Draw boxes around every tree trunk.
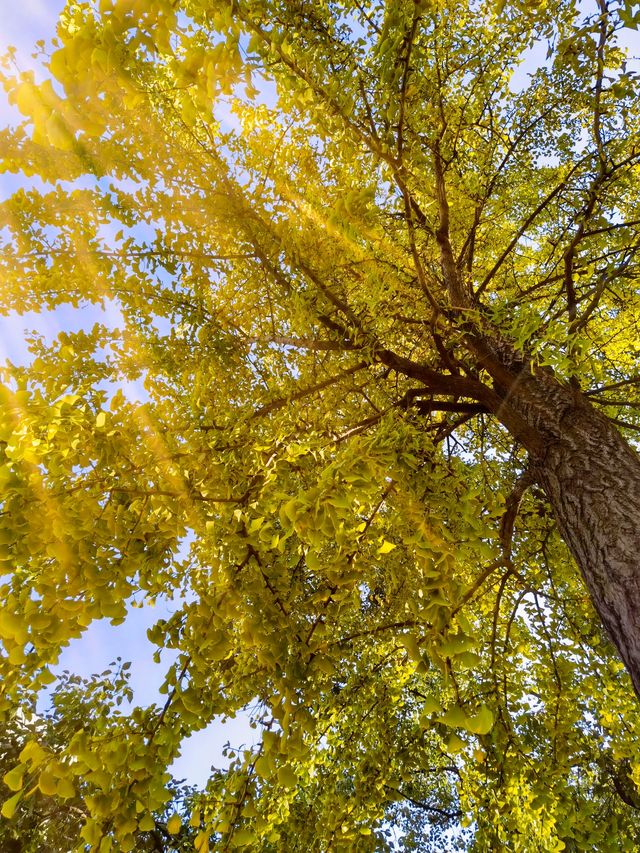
[500,366,640,698]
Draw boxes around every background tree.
[0,664,198,853]
[2,0,640,849]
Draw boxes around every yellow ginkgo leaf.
[166,813,182,835]
[1,791,22,820]
[2,764,24,792]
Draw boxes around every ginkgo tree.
[2,0,640,849]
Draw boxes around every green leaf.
[138,814,155,832]
[438,706,469,729]
[233,827,257,845]
[277,765,298,788]
[467,705,494,736]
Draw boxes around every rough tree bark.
[488,351,640,698]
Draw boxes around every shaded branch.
[251,361,368,419]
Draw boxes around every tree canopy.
[2,0,640,849]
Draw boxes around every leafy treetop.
[1,0,640,850]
